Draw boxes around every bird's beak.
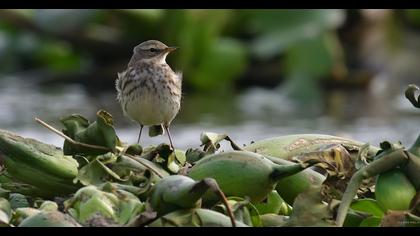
[165,47,178,53]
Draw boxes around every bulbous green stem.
[163,179,209,207]
[193,178,236,227]
[403,151,420,190]
[335,149,409,226]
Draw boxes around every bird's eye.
[149,48,157,52]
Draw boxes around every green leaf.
[254,190,291,215]
[0,176,60,199]
[34,40,85,72]
[185,148,207,163]
[125,144,143,156]
[0,187,10,199]
[213,197,260,227]
[343,209,370,227]
[249,9,344,58]
[355,143,371,170]
[73,155,90,168]
[283,186,335,226]
[145,144,185,174]
[74,159,127,186]
[359,216,382,227]
[8,193,29,209]
[0,198,11,226]
[281,32,345,104]
[350,199,384,218]
[64,185,144,226]
[113,155,170,182]
[38,201,59,212]
[189,38,247,92]
[165,10,232,73]
[99,182,151,197]
[285,33,335,78]
[244,201,263,227]
[200,131,242,153]
[60,115,89,139]
[200,132,228,153]
[61,110,120,155]
[10,207,41,226]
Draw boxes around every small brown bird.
[116,40,182,151]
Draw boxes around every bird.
[115,40,182,153]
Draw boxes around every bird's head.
[132,40,178,64]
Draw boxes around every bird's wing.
[116,67,140,93]
[115,71,127,101]
[116,72,123,91]
[176,71,183,81]
[175,71,183,90]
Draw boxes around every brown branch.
[203,178,237,227]
[225,136,244,151]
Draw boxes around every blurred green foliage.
[0,9,408,95]
[404,9,420,26]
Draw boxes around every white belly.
[124,88,180,126]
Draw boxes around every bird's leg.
[163,124,176,152]
[164,124,188,174]
[137,124,144,144]
[164,124,192,175]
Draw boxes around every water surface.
[0,75,418,151]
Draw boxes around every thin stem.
[203,178,236,227]
[225,136,244,151]
[335,172,364,226]
[35,117,111,152]
[335,149,409,226]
